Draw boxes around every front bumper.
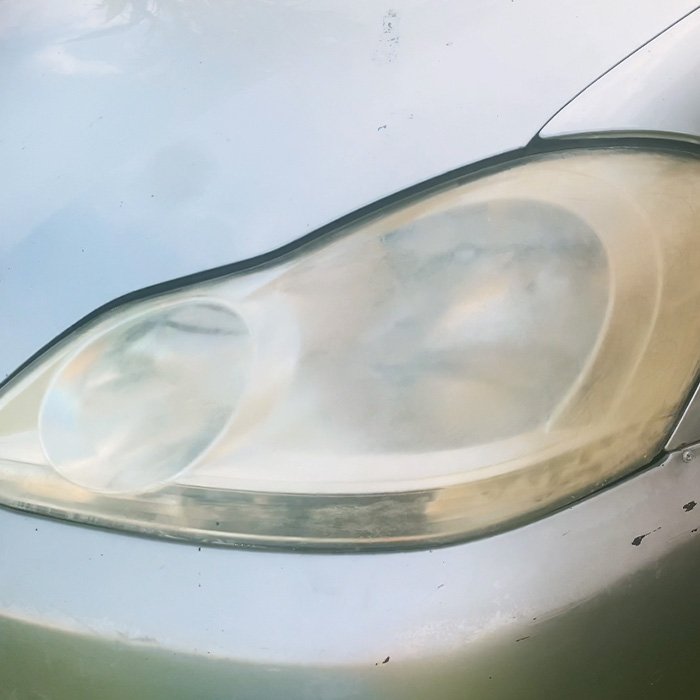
[1,447,700,699]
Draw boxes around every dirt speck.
[376,9,400,63]
[683,501,697,512]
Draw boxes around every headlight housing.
[1,146,700,549]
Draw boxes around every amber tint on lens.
[1,149,700,547]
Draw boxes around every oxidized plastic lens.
[0,148,699,548]
[39,300,250,493]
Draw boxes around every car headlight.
[1,146,699,549]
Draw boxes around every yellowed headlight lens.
[1,147,699,548]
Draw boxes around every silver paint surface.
[667,381,700,450]
[1,446,700,697]
[0,0,696,378]
[541,7,700,142]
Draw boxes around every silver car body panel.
[2,445,700,698]
[0,0,697,380]
[541,7,700,143]
[667,382,700,450]
[3,2,700,697]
